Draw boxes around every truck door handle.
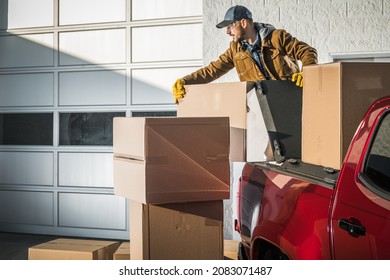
[338,218,366,237]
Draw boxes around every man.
[172,5,318,103]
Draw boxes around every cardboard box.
[302,62,390,169]
[113,242,130,260]
[179,82,250,129]
[129,200,224,260]
[113,117,230,204]
[28,238,120,260]
[178,82,272,162]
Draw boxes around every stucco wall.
[203,0,390,83]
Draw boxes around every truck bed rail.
[252,160,339,188]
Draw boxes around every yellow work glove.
[172,78,186,104]
[291,72,303,87]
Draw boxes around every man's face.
[226,20,246,42]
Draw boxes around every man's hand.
[172,78,186,104]
[291,72,303,87]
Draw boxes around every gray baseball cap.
[216,5,253,29]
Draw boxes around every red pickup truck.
[236,96,390,260]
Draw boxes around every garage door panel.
[0,152,54,186]
[59,70,126,106]
[6,0,53,29]
[0,190,54,225]
[59,29,126,65]
[0,34,54,68]
[58,153,113,188]
[132,0,202,20]
[58,192,126,230]
[0,73,54,107]
[132,24,202,63]
[59,0,125,25]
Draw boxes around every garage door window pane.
[0,113,53,145]
[59,112,125,145]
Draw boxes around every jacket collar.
[254,22,276,41]
[255,22,275,48]
[238,22,275,51]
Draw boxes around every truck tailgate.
[238,160,339,259]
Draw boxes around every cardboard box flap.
[113,157,146,202]
[113,117,146,160]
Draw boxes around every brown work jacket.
[183,24,318,84]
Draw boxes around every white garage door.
[0,0,203,240]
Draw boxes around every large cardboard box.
[129,200,224,260]
[113,117,230,204]
[177,82,272,162]
[302,62,390,169]
[113,242,130,260]
[28,238,120,260]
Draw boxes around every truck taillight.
[235,219,240,233]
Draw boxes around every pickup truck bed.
[236,96,390,260]
[237,161,338,259]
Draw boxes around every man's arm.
[277,29,318,66]
[172,44,236,103]
[182,45,236,84]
